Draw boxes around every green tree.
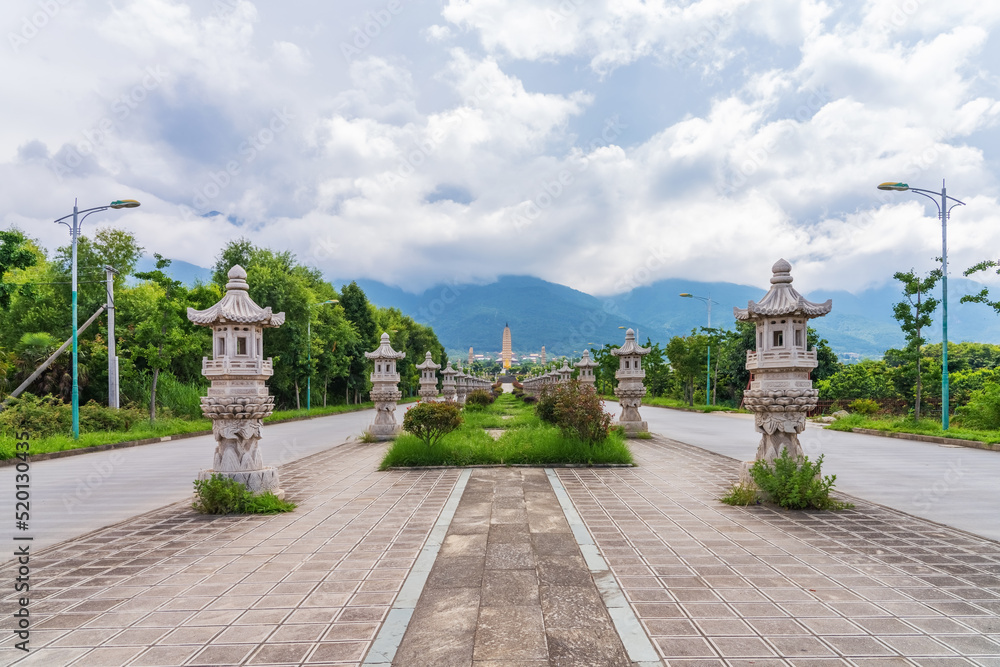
[961,259,1000,313]
[816,360,897,401]
[891,268,941,419]
[132,255,202,420]
[0,229,37,311]
[665,333,709,405]
[340,281,378,403]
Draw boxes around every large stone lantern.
[612,328,649,436]
[365,332,405,440]
[441,362,458,402]
[187,265,286,497]
[735,259,832,464]
[575,350,598,390]
[455,362,469,405]
[558,358,572,383]
[416,351,440,402]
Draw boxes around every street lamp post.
[307,299,338,412]
[53,199,140,439]
[680,293,719,406]
[877,180,966,429]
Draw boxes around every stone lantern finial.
[735,259,833,473]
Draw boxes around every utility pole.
[105,265,119,409]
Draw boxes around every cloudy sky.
[3,0,999,296]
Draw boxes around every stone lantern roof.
[612,328,650,357]
[365,333,406,361]
[416,351,440,371]
[441,362,458,377]
[187,265,285,327]
[734,259,832,322]
[575,349,598,368]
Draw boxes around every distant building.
[468,347,474,366]
[541,346,546,366]
[502,323,512,369]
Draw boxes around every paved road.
[1,408,379,550]
[640,405,1000,542]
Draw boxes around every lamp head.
[877,182,909,192]
[110,199,141,209]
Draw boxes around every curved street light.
[54,199,141,439]
[680,292,720,406]
[877,180,965,429]
[307,299,338,412]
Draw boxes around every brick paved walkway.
[2,433,1000,666]
[0,442,460,666]
[394,468,630,665]
[558,437,1000,666]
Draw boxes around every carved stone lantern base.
[368,387,403,441]
[614,385,647,437]
[196,415,284,498]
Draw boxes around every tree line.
[0,230,447,419]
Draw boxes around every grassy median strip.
[380,393,634,468]
[826,414,1000,445]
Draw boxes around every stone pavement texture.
[393,468,630,666]
[0,441,460,666]
[558,437,1000,666]
[2,428,1000,666]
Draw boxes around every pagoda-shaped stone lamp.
[558,358,573,383]
[613,328,650,436]
[735,259,832,466]
[187,265,286,497]
[365,333,406,440]
[575,349,598,389]
[441,362,458,402]
[416,351,440,402]
[455,361,469,405]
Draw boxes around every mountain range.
[135,257,1000,360]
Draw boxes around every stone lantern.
[575,350,598,390]
[735,259,832,465]
[455,362,469,405]
[441,362,458,402]
[558,358,573,383]
[187,265,286,497]
[365,332,406,440]
[612,328,650,436]
[416,351,441,402]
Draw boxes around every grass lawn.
[379,393,634,469]
[826,414,1000,444]
[0,398,419,460]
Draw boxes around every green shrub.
[956,383,1000,430]
[848,398,880,416]
[0,393,70,437]
[192,474,296,515]
[720,482,759,506]
[750,449,853,510]
[553,380,612,445]
[79,401,145,433]
[521,394,537,404]
[465,390,495,409]
[536,386,558,424]
[403,401,463,446]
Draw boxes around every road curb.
[849,427,1000,452]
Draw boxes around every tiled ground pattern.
[394,468,631,666]
[0,442,460,667]
[558,437,1000,666]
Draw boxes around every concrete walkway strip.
[545,468,662,667]
[363,469,471,665]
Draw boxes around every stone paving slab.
[557,436,1000,666]
[394,468,631,666]
[0,442,461,666]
